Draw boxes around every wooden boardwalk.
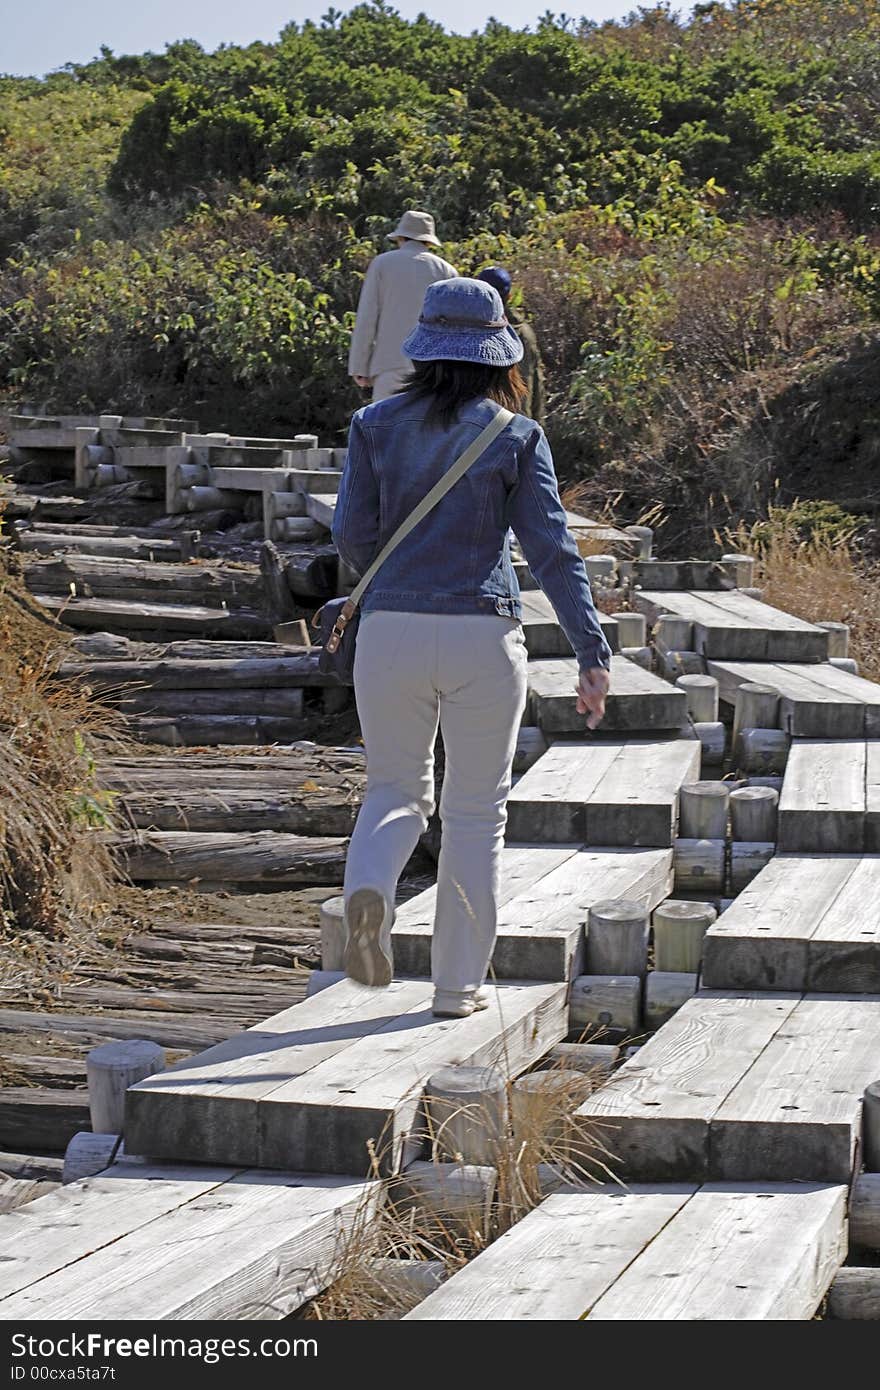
[709,659,880,737]
[406,1182,846,1321]
[527,655,686,734]
[634,591,829,662]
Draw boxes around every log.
[390,1162,496,1240]
[62,1132,121,1185]
[424,1066,508,1166]
[850,1173,880,1249]
[185,486,241,512]
[620,645,652,670]
[24,554,262,603]
[672,838,726,894]
[0,1152,64,1182]
[827,1269,880,1320]
[652,900,716,973]
[61,653,328,690]
[87,1040,165,1133]
[510,1070,593,1158]
[660,650,703,681]
[540,1042,620,1080]
[0,1088,90,1152]
[729,842,775,894]
[624,525,653,558]
[125,715,308,747]
[676,674,719,723]
[720,552,756,587]
[738,728,791,774]
[320,896,346,971]
[732,683,781,754]
[865,1080,880,1172]
[119,688,306,718]
[729,786,779,842]
[829,657,859,674]
[610,612,646,647]
[694,721,725,766]
[284,546,339,601]
[111,830,349,885]
[678,782,729,840]
[583,555,616,584]
[654,615,693,651]
[817,621,849,658]
[568,976,641,1037]
[585,900,649,978]
[644,971,698,1031]
[279,517,324,542]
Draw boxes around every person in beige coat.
[348,211,457,402]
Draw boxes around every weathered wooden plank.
[777,740,866,852]
[0,1159,376,1320]
[303,493,336,529]
[707,660,869,738]
[126,979,567,1175]
[0,1009,235,1052]
[61,654,329,690]
[711,994,880,1182]
[391,844,672,980]
[18,532,187,560]
[528,655,686,734]
[124,715,310,746]
[572,992,801,1180]
[636,592,828,662]
[506,738,700,846]
[111,830,349,884]
[518,590,618,658]
[862,743,880,852]
[0,1089,90,1153]
[32,594,270,638]
[806,856,880,991]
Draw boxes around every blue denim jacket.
[331,391,613,672]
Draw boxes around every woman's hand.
[575,667,610,730]
[354,374,373,390]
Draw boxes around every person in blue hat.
[477,266,546,427]
[332,277,611,1018]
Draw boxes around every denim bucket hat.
[402,277,524,367]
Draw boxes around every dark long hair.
[403,360,527,427]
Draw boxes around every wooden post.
[694,721,725,766]
[738,728,790,774]
[390,1161,496,1239]
[424,1065,508,1166]
[829,657,859,674]
[510,1069,593,1161]
[729,841,775,893]
[185,485,240,512]
[274,619,312,647]
[368,1258,447,1303]
[746,774,784,792]
[850,1173,880,1250]
[62,1132,121,1185]
[864,1080,880,1172]
[541,1042,620,1080]
[654,615,694,651]
[652,899,716,973]
[585,900,649,977]
[673,838,725,894]
[662,650,704,680]
[624,524,653,558]
[164,444,194,513]
[610,612,646,647]
[87,1040,165,1134]
[583,555,616,584]
[568,975,641,1036]
[644,971,698,1031]
[817,621,849,658]
[732,683,780,754]
[620,645,652,670]
[676,674,719,723]
[720,552,755,587]
[827,1269,880,1320]
[320,896,346,971]
[729,786,779,842]
[678,781,729,840]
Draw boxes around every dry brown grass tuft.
[0,535,126,991]
[724,511,880,682]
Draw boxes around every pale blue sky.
[2,1,665,78]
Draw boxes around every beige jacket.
[348,240,457,378]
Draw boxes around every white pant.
[371,366,410,402]
[344,611,528,1004]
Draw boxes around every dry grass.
[723,509,880,681]
[0,537,125,993]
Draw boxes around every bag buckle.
[325,599,357,654]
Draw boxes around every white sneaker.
[343,887,393,987]
[432,988,491,1019]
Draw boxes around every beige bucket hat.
[387,209,441,245]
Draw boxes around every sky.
[1,0,654,78]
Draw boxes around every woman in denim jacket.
[332,277,612,1017]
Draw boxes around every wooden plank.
[61,655,326,690]
[518,590,618,658]
[126,979,566,1175]
[711,994,880,1182]
[587,1183,846,1320]
[304,494,336,529]
[707,660,867,738]
[702,855,860,991]
[528,655,686,734]
[111,830,349,884]
[573,992,801,1180]
[636,592,828,662]
[406,1185,696,1320]
[862,743,880,852]
[0,1159,376,1320]
[0,1089,90,1153]
[0,1009,235,1051]
[391,844,672,980]
[777,740,866,852]
[31,594,269,638]
[506,738,700,846]
[806,856,880,991]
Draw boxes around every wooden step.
[0,1157,376,1320]
[406,1182,846,1321]
[527,655,686,734]
[702,854,880,992]
[573,990,880,1182]
[124,978,567,1175]
[708,660,880,738]
[392,844,672,980]
[777,740,868,852]
[635,591,829,662]
[506,737,701,846]
[519,591,619,658]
